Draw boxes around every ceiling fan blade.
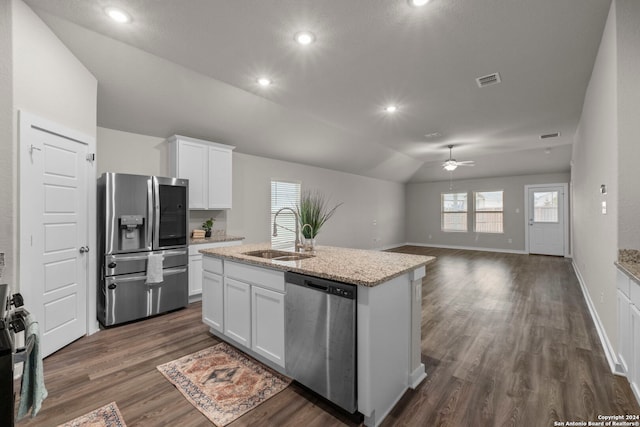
[456,160,475,164]
[457,163,475,167]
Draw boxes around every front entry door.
[20,113,89,357]
[527,185,565,256]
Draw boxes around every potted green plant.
[296,190,342,250]
[202,218,215,237]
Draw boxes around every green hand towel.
[17,313,48,419]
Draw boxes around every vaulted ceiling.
[25,0,611,182]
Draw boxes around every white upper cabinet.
[168,135,234,209]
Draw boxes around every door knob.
[79,246,89,253]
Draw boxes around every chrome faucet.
[272,207,301,252]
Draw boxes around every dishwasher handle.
[305,280,329,292]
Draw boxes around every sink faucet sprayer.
[272,207,301,252]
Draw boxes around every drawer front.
[225,261,285,293]
[203,256,223,275]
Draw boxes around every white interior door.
[527,185,565,256]
[20,114,89,357]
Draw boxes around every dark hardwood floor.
[16,247,639,426]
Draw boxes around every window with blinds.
[474,190,504,233]
[271,180,301,249]
[441,192,468,232]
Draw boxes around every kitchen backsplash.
[189,210,227,235]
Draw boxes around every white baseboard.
[571,261,624,375]
[409,364,427,389]
[375,242,407,251]
[404,242,528,255]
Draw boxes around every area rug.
[57,402,126,427]
[157,342,291,426]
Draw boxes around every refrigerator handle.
[153,176,161,249]
[147,177,154,249]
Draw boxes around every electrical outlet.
[372,219,377,226]
[507,238,512,244]
[600,291,604,303]
[428,234,432,240]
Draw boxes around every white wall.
[13,0,97,138]
[97,127,167,177]
[571,1,618,356]
[96,128,407,250]
[0,1,14,285]
[405,173,570,252]
[11,0,98,328]
[616,0,640,250]
[229,152,405,249]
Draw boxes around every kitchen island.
[200,243,435,427]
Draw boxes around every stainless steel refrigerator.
[97,173,189,327]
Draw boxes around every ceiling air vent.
[476,72,501,88]
[540,132,561,139]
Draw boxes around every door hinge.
[86,153,95,162]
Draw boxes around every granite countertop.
[190,235,245,245]
[200,242,436,287]
[616,249,640,284]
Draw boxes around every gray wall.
[406,173,570,252]
[572,0,640,354]
[0,1,14,285]
[228,152,405,249]
[617,0,640,250]
[97,127,406,250]
[11,0,98,307]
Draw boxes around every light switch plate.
[602,201,607,214]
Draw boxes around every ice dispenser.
[119,215,145,251]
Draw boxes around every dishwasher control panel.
[330,286,354,299]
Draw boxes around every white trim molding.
[572,260,623,375]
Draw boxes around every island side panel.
[357,273,411,427]
[409,266,427,388]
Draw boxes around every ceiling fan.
[442,145,475,171]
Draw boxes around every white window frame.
[270,179,301,249]
[473,190,504,234]
[441,192,468,232]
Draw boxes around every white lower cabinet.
[224,277,251,347]
[202,272,223,332]
[632,304,640,397]
[619,288,632,374]
[251,286,285,366]
[190,240,242,300]
[202,258,286,369]
[189,254,203,296]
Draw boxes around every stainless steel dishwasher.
[285,272,357,413]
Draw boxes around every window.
[441,192,468,232]
[533,191,559,223]
[474,191,504,233]
[271,180,301,249]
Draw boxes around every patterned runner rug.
[157,342,291,426]
[57,402,126,427]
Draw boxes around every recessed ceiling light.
[257,77,272,87]
[385,105,398,113]
[105,7,131,24]
[408,0,431,7]
[294,31,316,46]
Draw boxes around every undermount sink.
[243,249,314,262]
